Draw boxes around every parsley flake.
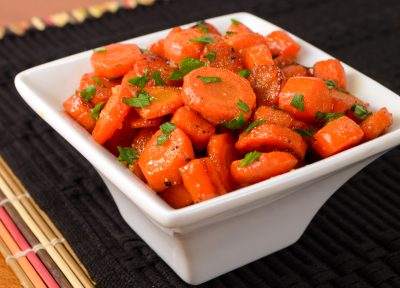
[195,20,209,33]
[80,85,96,102]
[295,128,315,137]
[290,94,305,111]
[237,99,249,112]
[128,75,148,89]
[223,113,245,130]
[152,71,165,86]
[190,35,214,44]
[238,69,250,78]
[226,31,236,36]
[315,111,344,122]
[93,47,106,53]
[351,104,371,120]
[117,146,138,166]
[245,119,265,133]
[90,102,104,120]
[123,91,152,108]
[204,51,216,62]
[240,151,262,167]
[325,79,337,89]
[231,18,241,25]
[92,76,102,86]
[169,57,205,80]
[197,76,222,84]
[157,122,176,145]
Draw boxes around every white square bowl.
[15,12,400,285]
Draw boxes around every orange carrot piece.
[149,39,165,58]
[91,43,142,79]
[192,21,221,35]
[63,93,96,132]
[138,128,194,192]
[313,59,346,89]
[265,30,300,59]
[131,127,158,155]
[160,184,193,209]
[236,123,308,160]
[330,89,365,113]
[360,108,393,140]
[180,158,218,203]
[130,116,163,129]
[254,106,307,129]
[227,20,252,34]
[78,72,114,105]
[231,151,298,185]
[312,116,364,157]
[182,67,256,124]
[224,32,266,54]
[279,76,332,122]
[132,54,174,87]
[243,44,274,69]
[281,64,309,79]
[248,64,284,106]
[200,40,243,72]
[171,106,215,150]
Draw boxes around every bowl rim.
[14,12,400,229]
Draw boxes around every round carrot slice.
[254,106,307,129]
[281,64,309,79]
[265,30,300,59]
[130,115,163,129]
[78,72,114,105]
[182,67,256,124]
[131,127,158,155]
[132,54,174,87]
[63,93,96,132]
[138,127,194,192]
[91,43,142,79]
[236,123,308,160]
[231,151,298,186]
[360,108,393,140]
[200,40,243,72]
[160,184,193,209]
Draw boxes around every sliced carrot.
[330,89,365,113]
[236,123,308,160]
[192,21,221,35]
[313,59,346,89]
[163,27,206,63]
[360,108,393,140]
[171,106,215,150]
[248,64,284,106]
[182,67,256,124]
[180,158,218,203]
[265,30,300,59]
[231,151,298,185]
[78,72,114,105]
[135,86,183,119]
[132,54,174,86]
[129,162,146,182]
[131,127,158,154]
[281,64,309,79]
[312,116,364,157]
[254,106,307,129]
[200,40,243,72]
[278,76,332,122]
[149,39,165,58]
[206,133,237,193]
[227,20,252,34]
[63,93,96,132]
[243,44,274,69]
[130,114,163,129]
[224,32,266,55]
[138,128,194,192]
[104,121,136,156]
[160,184,193,209]
[91,43,142,79]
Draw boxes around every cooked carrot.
[243,44,274,69]
[254,106,307,129]
[163,27,206,63]
[330,89,365,113]
[138,127,194,192]
[149,39,165,58]
[171,106,215,150]
[265,30,300,59]
[360,108,393,140]
[248,64,284,106]
[180,158,218,203]
[313,59,346,89]
[224,32,266,55]
[226,20,252,34]
[129,162,146,182]
[206,133,237,193]
[231,151,298,185]
[160,184,193,209]
[278,76,332,122]
[281,64,309,79]
[236,123,308,160]
[63,93,96,132]
[78,72,114,105]
[182,67,256,124]
[132,54,174,86]
[91,43,142,79]
[130,115,163,129]
[131,127,158,154]
[200,40,243,72]
[192,21,221,35]
[312,116,364,157]
[104,121,136,156]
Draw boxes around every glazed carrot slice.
[171,106,215,150]
[360,108,393,140]
[253,106,307,129]
[63,93,96,132]
[231,151,298,185]
[281,64,309,79]
[200,40,243,72]
[149,39,165,58]
[206,133,237,193]
[182,67,256,124]
[160,184,193,209]
[312,116,364,158]
[132,54,174,87]
[104,121,136,156]
[130,115,163,129]
[226,19,252,34]
[180,158,218,203]
[163,27,207,63]
[265,30,300,59]
[138,127,194,192]
[279,76,332,122]
[236,123,308,160]
[313,59,346,89]
[192,21,221,35]
[248,64,284,106]
[91,43,142,79]
[243,44,274,69]
[330,89,365,113]
[78,72,114,105]
[224,32,266,54]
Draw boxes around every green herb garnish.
[128,75,148,89]
[90,102,104,120]
[295,128,315,137]
[195,20,209,33]
[290,94,305,111]
[238,69,250,78]
[223,113,245,130]
[315,111,344,122]
[92,76,102,86]
[93,47,106,53]
[190,35,214,44]
[245,119,265,133]
[351,104,371,120]
[231,18,241,25]
[169,57,205,80]
[204,51,216,62]
[117,146,138,166]
[152,71,165,86]
[197,76,222,84]
[325,79,337,90]
[157,122,176,145]
[123,91,152,108]
[237,99,249,112]
[80,85,96,102]
[226,31,236,36]
[240,151,262,167]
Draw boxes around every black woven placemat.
[1,0,400,287]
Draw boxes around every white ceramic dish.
[15,12,400,284]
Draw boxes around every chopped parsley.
[240,151,262,167]
[195,20,209,33]
[123,91,152,108]
[169,57,205,80]
[315,111,344,122]
[90,102,104,120]
[152,71,165,86]
[245,119,265,133]
[117,146,138,166]
[238,69,250,78]
[80,85,96,102]
[190,35,214,44]
[223,113,245,130]
[204,51,216,62]
[93,47,106,53]
[226,31,236,35]
[197,76,222,84]
[157,122,176,145]
[128,75,148,89]
[231,18,241,25]
[325,79,337,89]
[295,128,315,137]
[237,99,250,112]
[91,76,102,86]
[290,94,305,111]
[351,104,371,120]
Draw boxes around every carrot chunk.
[149,39,165,58]
[360,108,393,140]
[138,127,194,192]
[182,67,256,124]
[91,43,142,79]
[192,21,221,36]
[265,30,300,59]
[180,158,218,203]
[200,40,243,72]
[63,93,96,132]
[281,64,309,79]
[312,116,364,157]
[131,54,174,87]
[243,44,274,69]
[160,184,193,209]
[231,151,298,186]
[330,89,365,113]
[78,72,114,105]
[226,19,252,34]
[253,106,307,129]
[279,76,332,122]
[131,127,158,155]
[130,115,163,129]
[313,59,346,89]
[236,123,308,160]
[224,32,266,55]
[171,106,215,150]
